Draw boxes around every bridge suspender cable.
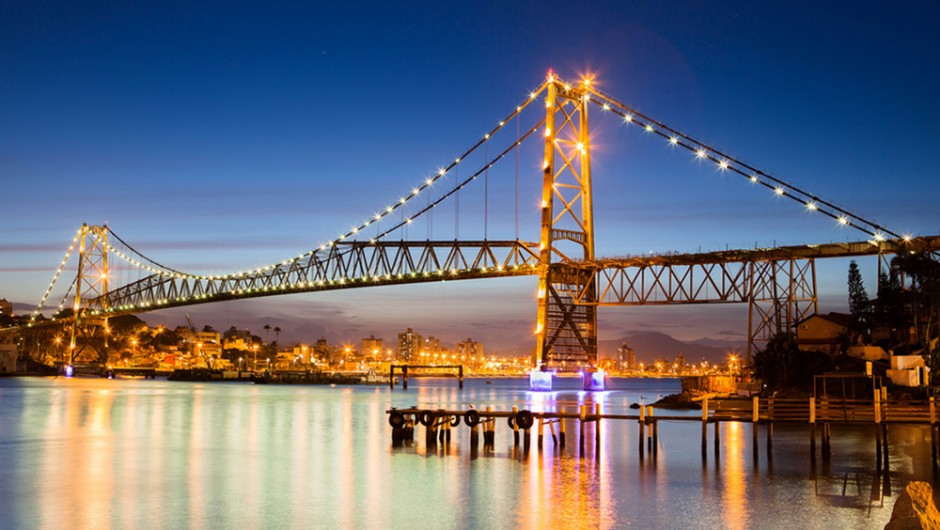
[484,141,488,241]
[516,114,520,241]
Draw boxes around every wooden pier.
[387,395,940,466]
[389,364,464,390]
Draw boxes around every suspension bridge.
[6,72,939,385]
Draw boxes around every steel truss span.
[94,240,540,315]
[557,236,940,354]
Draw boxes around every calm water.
[0,376,935,529]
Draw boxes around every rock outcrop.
[885,481,940,529]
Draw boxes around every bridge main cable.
[581,82,904,242]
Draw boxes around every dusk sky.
[3,1,939,353]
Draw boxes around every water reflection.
[0,377,936,529]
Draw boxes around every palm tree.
[274,326,281,345]
[263,324,271,342]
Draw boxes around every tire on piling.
[515,410,534,430]
[388,411,406,429]
[464,409,481,427]
[419,410,435,427]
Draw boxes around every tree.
[753,332,797,390]
[872,267,906,344]
[753,331,835,391]
[891,251,940,378]
[847,260,869,325]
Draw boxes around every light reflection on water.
[0,376,935,529]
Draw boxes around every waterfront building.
[617,343,636,372]
[795,312,855,354]
[0,298,12,318]
[398,327,422,361]
[456,338,484,365]
[362,335,383,360]
[222,327,252,352]
[675,352,686,373]
[313,337,332,363]
[424,335,442,356]
[0,340,15,374]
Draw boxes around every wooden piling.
[714,418,720,456]
[402,366,409,390]
[389,365,395,390]
[652,419,658,457]
[512,406,520,446]
[767,398,774,456]
[931,397,938,470]
[458,365,464,389]
[809,397,816,463]
[559,416,566,447]
[932,424,938,471]
[881,423,889,470]
[701,422,708,459]
[648,406,656,455]
[579,404,587,456]
[874,388,882,424]
[426,414,436,447]
[484,406,494,446]
[753,396,760,462]
[537,418,544,449]
[701,397,708,458]
[595,404,602,455]
[639,404,646,457]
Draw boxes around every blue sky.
[2,1,939,352]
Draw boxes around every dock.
[387,395,940,466]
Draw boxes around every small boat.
[359,370,397,385]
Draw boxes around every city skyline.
[3,2,939,351]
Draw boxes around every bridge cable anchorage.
[581,84,903,242]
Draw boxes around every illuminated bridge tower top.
[535,74,598,372]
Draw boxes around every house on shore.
[795,312,856,355]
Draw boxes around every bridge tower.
[535,75,598,372]
[67,224,111,366]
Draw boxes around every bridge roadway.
[7,234,940,333]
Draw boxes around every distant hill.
[599,331,740,365]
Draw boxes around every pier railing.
[710,396,938,425]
